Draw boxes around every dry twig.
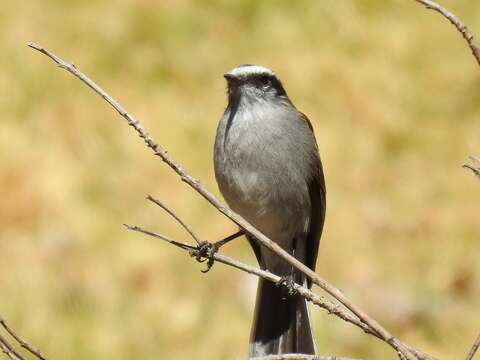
[463,156,480,179]
[146,195,202,244]
[0,318,47,360]
[465,333,480,360]
[414,0,480,66]
[0,333,25,360]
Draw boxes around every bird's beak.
[223,73,238,82]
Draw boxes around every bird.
[213,64,326,356]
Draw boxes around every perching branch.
[126,196,435,360]
[413,0,480,66]
[28,42,420,360]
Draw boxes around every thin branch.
[146,195,201,244]
[463,156,480,179]
[0,319,46,360]
[123,224,196,251]
[249,355,359,360]
[466,333,480,360]
[28,42,419,360]
[0,318,47,360]
[0,333,25,360]
[414,0,480,66]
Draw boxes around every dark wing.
[300,113,326,287]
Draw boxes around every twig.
[28,42,418,360]
[249,355,359,360]
[146,195,201,244]
[0,333,25,360]
[413,0,480,66]
[463,164,480,178]
[0,318,47,360]
[466,333,480,360]
[463,156,480,179]
[123,224,196,251]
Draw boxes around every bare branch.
[0,318,47,360]
[29,42,421,360]
[466,333,480,360]
[123,224,195,251]
[0,333,25,360]
[463,156,480,179]
[414,0,480,66]
[146,195,202,244]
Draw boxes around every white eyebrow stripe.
[227,65,276,78]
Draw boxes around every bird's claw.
[277,276,298,296]
[193,241,219,273]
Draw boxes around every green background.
[1,1,479,359]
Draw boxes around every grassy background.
[1,1,479,359]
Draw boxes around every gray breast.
[214,100,317,245]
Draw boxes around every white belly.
[214,99,315,270]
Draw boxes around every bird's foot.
[191,231,245,273]
[193,241,219,273]
[277,275,298,296]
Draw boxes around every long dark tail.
[249,277,316,357]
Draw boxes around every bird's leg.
[195,230,245,272]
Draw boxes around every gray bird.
[214,64,326,356]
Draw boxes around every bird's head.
[224,64,287,104]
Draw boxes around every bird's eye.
[260,75,271,86]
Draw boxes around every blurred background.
[1,1,479,359]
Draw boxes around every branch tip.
[27,42,41,50]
